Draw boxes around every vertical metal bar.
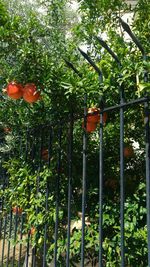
[32,235,36,266]
[19,130,23,156]
[25,128,29,162]
[1,215,7,266]
[6,210,12,267]
[32,127,44,267]
[98,70,104,267]
[26,232,30,267]
[12,210,19,267]
[37,127,43,191]
[30,129,36,267]
[0,164,4,240]
[48,127,53,167]
[81,93,87,267]
[120,84,125,267]
[0,165,5,265]
[30,129,36,166]
[0,162,2,220]
[18,214,24,267]
[0,197,2,238]
[25,127,31,267]
[143,55,150,266]
[43,126,53,267]
[66,113,73,267]
[99,111,103,267]
[145,101,150,265]
[54,126,62,266]
[32,250,36,267]
[17,132,24,267]
[39,126,44,169]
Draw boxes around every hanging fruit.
[87,107,107,124]
[42,148,49,161]
[124,146,134,158]
[30,227,36,236]
[87,107,100,123]
[6,81,24,100]
[82,121,97,133]
[23,83,41,103]
[3,127,11,133]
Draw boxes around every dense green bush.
[0,0,149,266]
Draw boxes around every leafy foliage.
[0,0,150,265]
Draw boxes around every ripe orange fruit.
[87,108,100,123]
[12,206,23,215]
[82,121,97,133]
[124,146,134,158]
[23,83,40,103]
[87,107,107,124]
[42,149,49,161]
[30,227,36,236]
[4,127,11,133]
[7,82,24,100]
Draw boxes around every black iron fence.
[0,99,149,267]
[0,19,149,267]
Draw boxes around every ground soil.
[0,238,26,264]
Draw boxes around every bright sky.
[71,1,79,10]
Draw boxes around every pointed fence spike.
[119,17,145,55]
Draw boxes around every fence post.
[120,82,125,267]
[144,55,150,266]
[66,112,74,267]
[81,93,87,267]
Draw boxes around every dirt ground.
[0,238,26,264]
[0,239,97,267]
